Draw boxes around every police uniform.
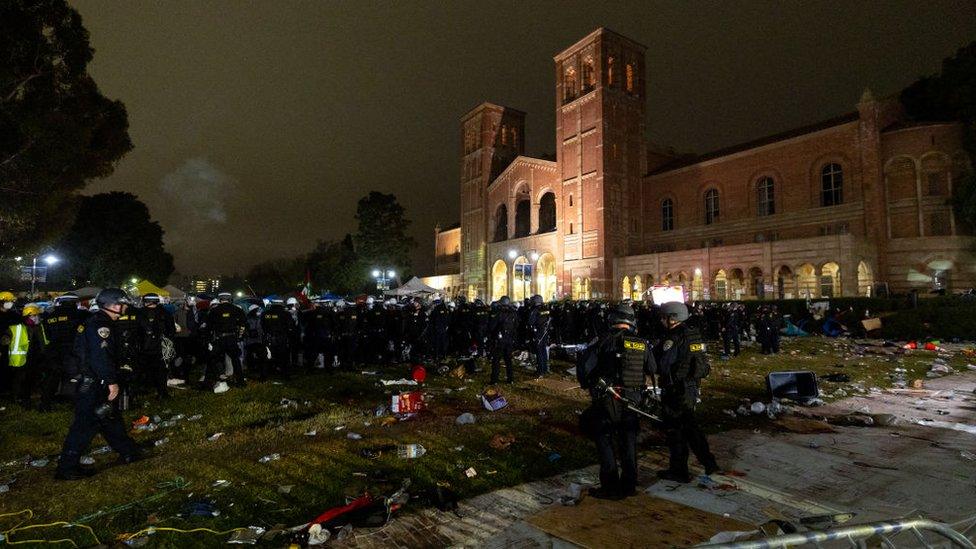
[527,299,551,376]
[206,301,246,385]
[488,300,518,384]
[42,303,88,409]
[261,303,294,378]
[56,311,140,479]
[113,309,140,406]
[579,314,656,498]
[654,322,719,481]
[302,305,333,370]
[138,304,176,397]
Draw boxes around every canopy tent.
[163,285,186,300]
[384,277,440,297]
[132,279,169,298]
[72,286,102,299]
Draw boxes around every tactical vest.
[8,324,29,367]
[620,335,647,388]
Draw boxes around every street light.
[371,268,397,293]
[25,252,61,299]
[507,249,518,259]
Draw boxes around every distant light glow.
[387,270,396,279]
[43,255,59,266]
[507,249,517,259]
[371,269,381,278]
[530,252,539,261]
[130,277,139,284]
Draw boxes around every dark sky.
[70,1,976,277]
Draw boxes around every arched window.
[757,177,775,216]
[492,204,508,242]
[564,66,577,103]
[538,192,556,233]
[514,199,531,238]
[704,189,720,225]
[582,56,595,93]
[662,198,674,231]
[821,163,843,206]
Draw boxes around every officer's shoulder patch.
[690,343,705,352]
[662,340,674,351]
[222,313,230,317]
[623,339,646,352]
[97,327,111,339]
[77,325,85,334]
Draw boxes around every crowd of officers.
[1,287,794,484]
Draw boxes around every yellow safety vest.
[8,324,28,368]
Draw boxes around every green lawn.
[0,336,970,547]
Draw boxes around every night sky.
[70,1,976,277]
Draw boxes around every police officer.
[428,299,450,363]
[243,304,266,378]
[488,296,518,384]
[721,303,741,357]
[303,298,333,370]
[654,302,719,483]
[205,292,246,387]
[56,289,141,480]
[138,293,176,399]
[526,295,551,377]
[112,299,141,406]
[578,303,656,499]
[41,293,89,410]
[335,301,359,369]
[261,297,295,378]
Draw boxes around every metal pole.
[30,256,36,299]
[697,518,975,549]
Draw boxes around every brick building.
[424,28,974,301]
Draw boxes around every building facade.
[424,28,974,301]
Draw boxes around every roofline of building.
[553,27,647,62]
[486,155,559,193]
[460,102,527,122]
[881,121,960,135]
[649,112,861,176]
[436,223,461,233]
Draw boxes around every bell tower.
[459,103,525,299]
[554,28,646,298]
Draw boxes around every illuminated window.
[625,63,634,93]
[564,66,577,102]
[662,198,674,231]
[704,189,719,225]
[500,124,507,146]
[582,56,595,92]
[821,163,843,206]
[757,176,775,216]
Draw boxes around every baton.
[596,379,663,424]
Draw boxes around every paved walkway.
[339,371,976,548]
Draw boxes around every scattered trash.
[207,432,224,441]
[259,453,281,463]
[346,432,363,440]
[227,526,266,545]
[560,482,586,506]
[183,500,220,517]
[304,430,317,436]
[481,390,508,412]
[91,445,112,455]
[154,437,169,447]
[489,433,516,450]
[381,379,418,386]
[767,371,820,404]
[359,445,397,459]
[80,456,95,466]
[464,467,477,478]
[547,452,562,462]
[0,484,8,493]
[455,413,476,425]
[390,391,426,414]
[397,444,426,459]
[280,398,299,409]
[410,365,427,383]
[212,479,232,489]
[213,381,230,394]
[132,416,150,427]
[278,485,293,494]
[750,402,766,415]
[29,458,48,468]
[187,414,202,421]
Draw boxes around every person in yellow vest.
[8,303,48,410]
[0,291,18,396]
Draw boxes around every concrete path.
[339,371,976,548]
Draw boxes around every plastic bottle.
[397,444,426,459]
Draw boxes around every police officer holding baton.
[55,289,141,481]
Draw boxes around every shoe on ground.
[588,486,624,501]
[656,469,692,483]
[55,468,96,481]
[704,463,722,475]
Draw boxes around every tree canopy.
[53,192,174,287]
[0,0,132,253]
[307,234,364,295]
[354,191,416,280]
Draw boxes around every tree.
[354,191,416,280]
[307,234,364,295]
[245,256,306,296]
[0,0,133,254]
[53,192,174,287]
[901,40,976,230]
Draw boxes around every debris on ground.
[481,389,508,411]
[397,444,426,459]
[259,453,281,463]
[464,467,477,478]
[489,434,516,450]
[227,526,266,545]
[391,391,426,413]
[381,379,419,387]
[455,412,476,425]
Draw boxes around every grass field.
[0,336,971,547]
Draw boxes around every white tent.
[163,285,187,300]
[384,277,441,297]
